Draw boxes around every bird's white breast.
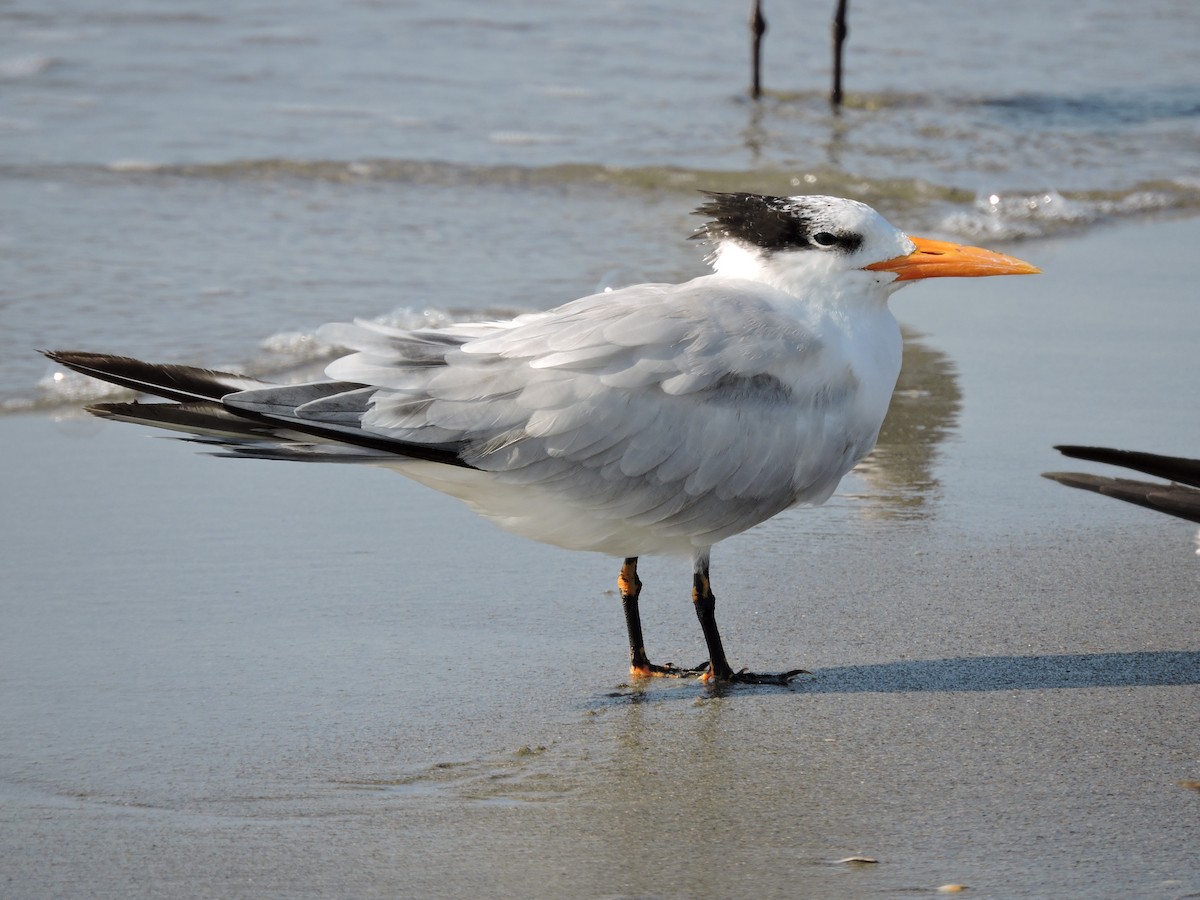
[774,299,903,507]
[386,282,903,557]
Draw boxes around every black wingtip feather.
[85,399,280,441]
[1043,470,1200,525]
[44,350,477,470]
[1053,445,1200,490]
[44,350,266,404]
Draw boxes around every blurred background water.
[3,0,1198,412]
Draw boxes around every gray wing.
[226,276,869,546]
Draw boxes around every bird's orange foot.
[629,660,710,679]
[699,666,809,686]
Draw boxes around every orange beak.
[865,236,1041,282]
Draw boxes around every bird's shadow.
[804,650,1200,694]
[599,650,1199,706]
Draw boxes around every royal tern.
[1044,446,1200,524]
[46,192,1038,684]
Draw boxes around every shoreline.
[3,213,1199,898]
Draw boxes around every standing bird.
[45,193,1038,684]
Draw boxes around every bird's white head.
[692,192,1039,304]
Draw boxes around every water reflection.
[576,684,892,898]
[592,691,780,895]
[849,327,962,519]
[740,98,768,165]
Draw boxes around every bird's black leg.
[830,0,849,109]
[691,551,807,685]
[620,558,651,671]
[691,552,733,680]
[749,0,767,99]
[620,557,704,678]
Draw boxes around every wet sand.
[2,215,1199,898]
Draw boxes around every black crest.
[690,191,861,254]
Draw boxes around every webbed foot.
[699,665,809,686]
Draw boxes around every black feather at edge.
[47,350,474,469]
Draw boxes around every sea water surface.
[3,2,1200,898]
[3,0,1199,411]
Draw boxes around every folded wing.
[48,276,876,550]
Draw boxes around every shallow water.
[3,0,1200,409]
[3,0,1198,181]
[4,216,1200,898]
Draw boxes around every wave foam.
[938,189,1180,240]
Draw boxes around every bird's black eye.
[812,231,838,247]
